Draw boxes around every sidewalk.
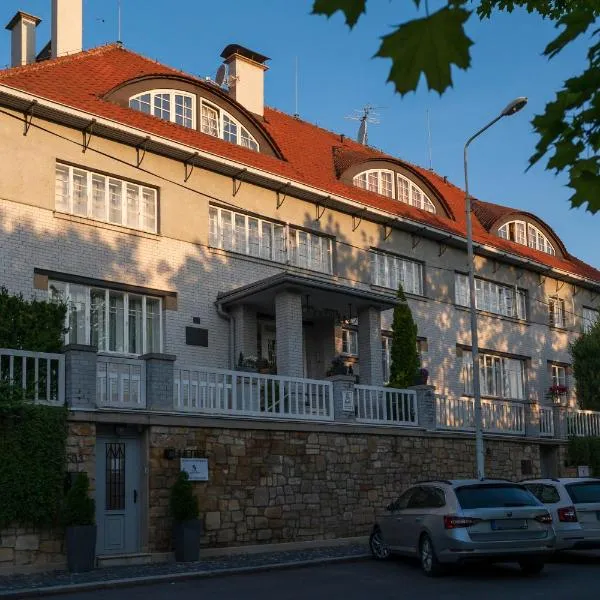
[0,543,370,598]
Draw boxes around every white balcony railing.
[567,409,600,437]
[173,367,334,421]
[538,405,554,437]
[96,356,146,409]
[354,385,418,426]
[0,348,64,405]
[436,396,525,435]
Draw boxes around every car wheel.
[519,558,545,575]
[419,534,443,577]
[369,527,391,560]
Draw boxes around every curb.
[0,553,372,598]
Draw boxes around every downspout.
[216,299,235,369]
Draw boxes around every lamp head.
[501,97,528,117]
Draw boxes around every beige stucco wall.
[0,106,598,401]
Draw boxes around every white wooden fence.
[96,355,146,408]
[354,385,418,426]
[173,366,333,421]
[567,409,600,437]
[539,406,554,437]
[436,396,525,435]
[0,348,65,405]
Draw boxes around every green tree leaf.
[544,11,596,58]
[311,0,367,28]
[376,7,473,95]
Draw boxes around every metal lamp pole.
[464,97,528,480]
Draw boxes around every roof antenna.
[294,56,299,118]
[346,105,382,146]
[426,107,433,170]
[117,0,122,44]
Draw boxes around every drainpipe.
[215,300,235,369]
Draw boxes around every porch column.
[231,304,257,365]
[358,306,383,386]
[275,290,304,378]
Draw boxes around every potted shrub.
[170,470,201,562]
[63,471,96,573]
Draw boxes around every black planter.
[173,518,202,562]
[66,525,97,572]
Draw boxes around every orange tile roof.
[1,44,598,283]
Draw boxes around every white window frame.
[382,335,391,384]
[549,297,566,328]
[371,251,424,296]
[551,364,567,388]
[455,273,527,320]
[288,227,333,274]
[55,164,158,234]
[49,281,163,356]
[342,329,358,356]
[200,100,259,151]
[582,307,599,333]
[463,352,525,400]
[129,89,196,128]
[352,170,436,213]
[498,220,555,256]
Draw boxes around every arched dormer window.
[129,90,195,128]
[498,220,555,256]
[352,169,436,213]
[200,100,259,151]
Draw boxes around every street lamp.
[464,96,528,480]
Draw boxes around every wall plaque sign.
[180,458,209,481]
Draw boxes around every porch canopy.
[217,272,399,384]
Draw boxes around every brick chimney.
[5,11,41,67]
[220,44,269,118]
[51,0,82,59]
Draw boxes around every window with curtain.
[498,220,555,256]
[371,251,423,295]
[549,297,566,328]
[582,307,598,333]
[462,352,525,400]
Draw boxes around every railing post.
[327,375,356,423]
[141,352,176,411]
[552,404,569,439]
[64,344,97,409]
[525,402,541,438]
[410,385,436,431]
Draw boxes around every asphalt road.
[49,554,600,600]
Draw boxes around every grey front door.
[95,436,141,555]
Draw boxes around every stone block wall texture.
[148,425,544,552]
[0,422,96,573]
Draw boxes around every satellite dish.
[215,64,226,87]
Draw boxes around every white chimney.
[220,44,269,117]
[5,11,41,67]
[51,0,82,59]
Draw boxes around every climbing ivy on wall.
[0,288,68,528]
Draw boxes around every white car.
[521,478,600,550]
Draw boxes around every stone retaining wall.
[0,422,96,573]
[148,425,543,552]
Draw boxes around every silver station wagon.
[369,479,556,576]
[522,478,600,550]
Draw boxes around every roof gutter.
[0,84,598,291]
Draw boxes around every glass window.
[67,284,87,345]
[455,273,527,320]
[153,93,170,121]
[372,251,423,295]
[223,114,238,144]
[549,298,565,328]
[90,289,107,351]
[146,297,161,353]
[498,220,555,255]
[128,295,143,355]
[201,102,219,137]
[551,364,567,388]
[342,329,358,356]
[524,484,561,504]
[55,164,157,234]
[456,484,539,509]
[407,487,445,509]
[130,90,194,128]
[463,352,525,400]
[565,482,600,504]
[174,94,193,128]
[583,307,599,333]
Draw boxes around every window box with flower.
[547,384,569,404]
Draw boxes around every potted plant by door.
[63,471,96,572]
[170,470,202,562]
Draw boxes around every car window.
[524,483,560,504]
[455,484,540,509]
[407,487,445,509]
[389,488,415,511]
[565,482,600,504]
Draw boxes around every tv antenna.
[215,64,227,87]
[117,0,122,44]
[345,105,382,146]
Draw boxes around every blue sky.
[2,1,597,268]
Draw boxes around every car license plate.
[491,519,528,531]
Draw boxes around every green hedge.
[567,436,600,476]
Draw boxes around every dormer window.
[129,90,195,128]
[200,100,259,151]
[352,169,436,213]
[498,220,555,255]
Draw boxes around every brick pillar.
[275,290,304,378]
[328,375,356,422]
[64,344,97,409]
[411,384,436,430]
[231,304,257,365]
[358,306,382,386]
[141,353,176,411]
